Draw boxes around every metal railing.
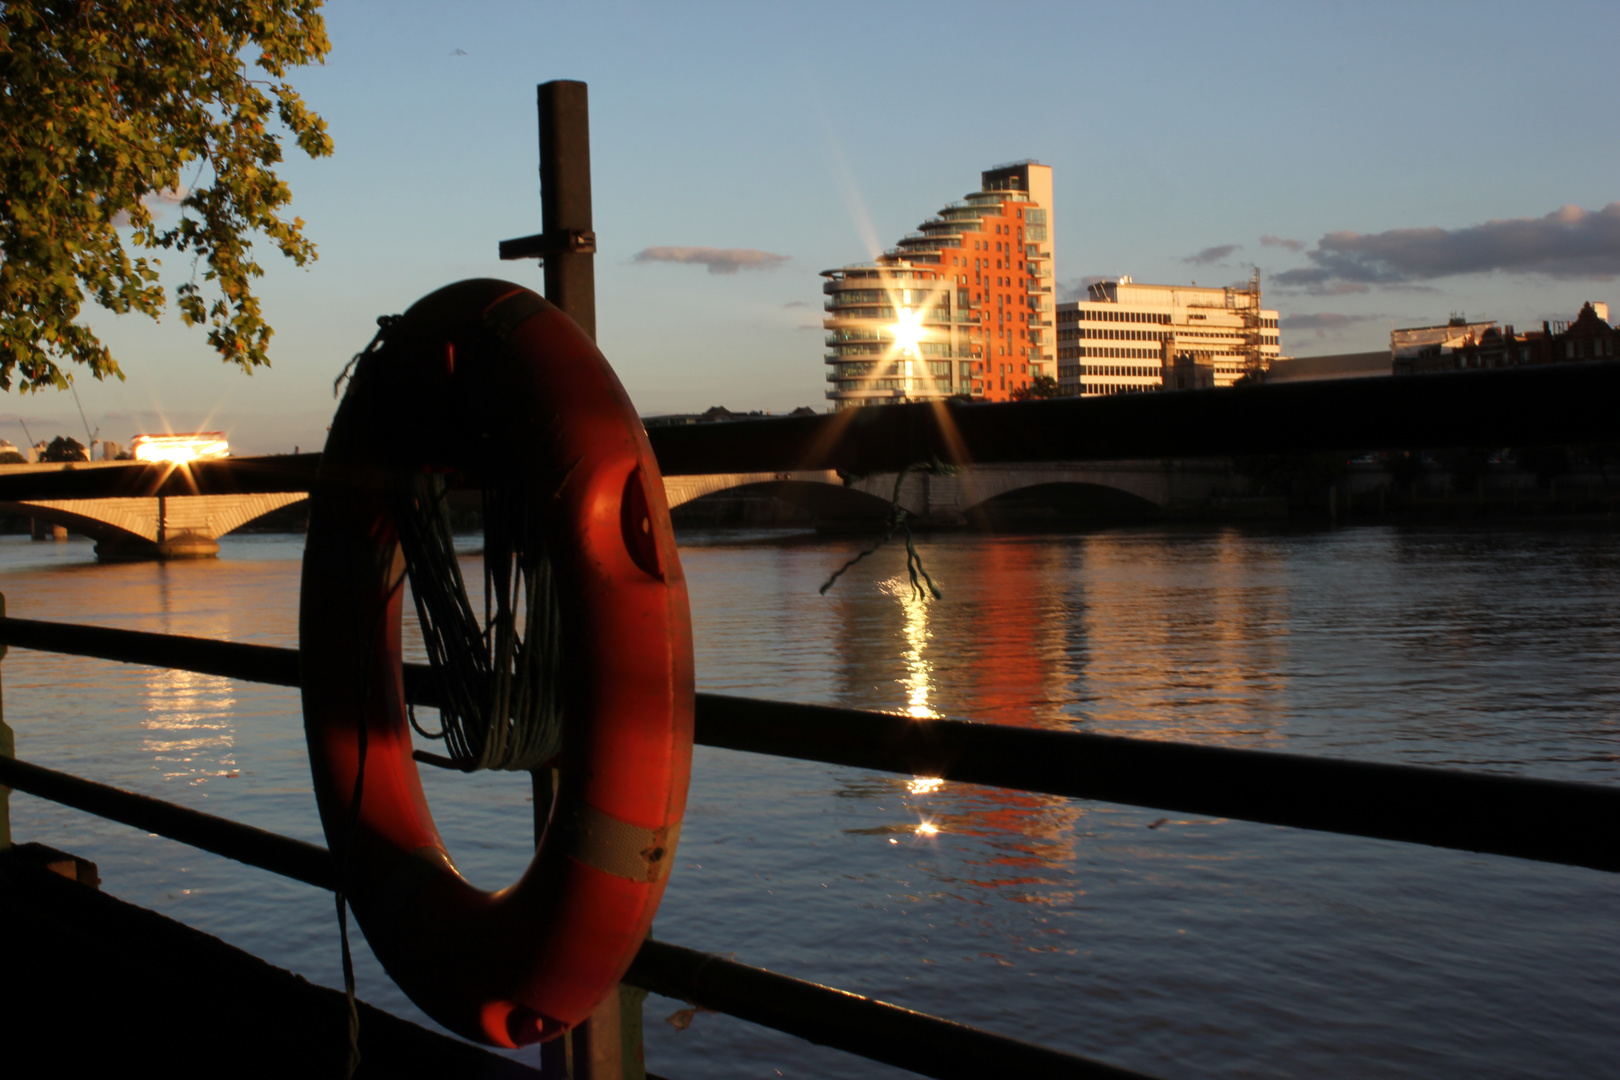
[1,614,1616,1079]
[0,617,1160,1079]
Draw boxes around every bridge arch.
[0,493,309,560]
[962,481,1162,524]
[665,474,892,527]
[663,462,1235,526]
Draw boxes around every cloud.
[1275,279,1372,296]
[1275,203,1620,291]
[1260,235,1303,252]
[1279,312,1380,338]
[1057,276,1110,302]
[783,300,810,308]
[634,246,790,274]
[1183,244,1240,265]
[111,186,190,228]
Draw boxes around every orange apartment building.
[822,162,1055,408]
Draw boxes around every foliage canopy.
[1010,374,1061,401]
[0,1,332,392]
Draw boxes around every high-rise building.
[1054,274,1281,395]
[822,162,1055,409]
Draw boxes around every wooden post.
[528,80,641,1080]
[538,80,596,343]
[0,593,12,852]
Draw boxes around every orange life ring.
[299,279,693,1047]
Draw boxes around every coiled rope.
[391,473,565,773]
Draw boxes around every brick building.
[821,162,1055,408]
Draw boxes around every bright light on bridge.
[131,432,230,464]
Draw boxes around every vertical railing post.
[529,79,641,1080]
[0,593,12,852]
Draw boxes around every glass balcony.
[824,306,896,318]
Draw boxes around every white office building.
[1055,275,1282,395]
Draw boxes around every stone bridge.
[0,462,307,560]
[0,458,1244,558]
[662,460,1241,525]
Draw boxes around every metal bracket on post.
[498,228,598,262]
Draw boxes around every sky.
[24,0,1620,455]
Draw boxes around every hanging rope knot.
[820,459,954,601]
[333,314,403,398]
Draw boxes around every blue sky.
[31,0,1620,454]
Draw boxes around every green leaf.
[0,0,333,391]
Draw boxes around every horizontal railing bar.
[0,751,1152,1079]
[0,616,438,705]
[0,616,300,685]
[625,938,1156,1080]
[0,755,334,890]
[694,694,1620,873]
[3,617,1615,872]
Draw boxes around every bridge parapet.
[664,460,1241,524]
[663,471,843,509]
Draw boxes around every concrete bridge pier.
[29,519,68,542]
[94,532,221,562]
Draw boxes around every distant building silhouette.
[643,405,817,428]
[1392,303,1615,374]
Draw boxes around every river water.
[3,523,1618,1079]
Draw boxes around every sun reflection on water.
[882,575,938,719]
[142,667,238,785]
